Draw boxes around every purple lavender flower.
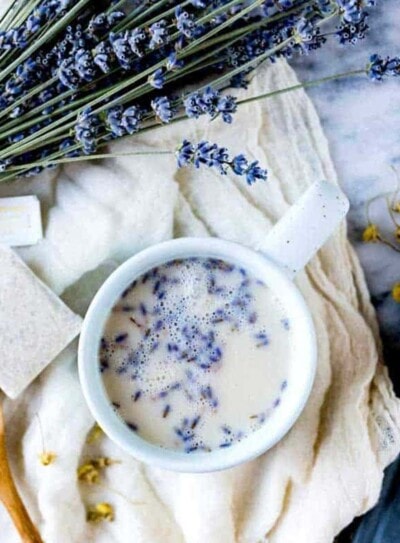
[184,87,237,123]
[0,159,12,172]
[246,161,268,185]
[107,11,125,27]
[174,417,197,444]
[110,31,134,70]
[216,95,237,123]
[148,67,166,89]
[74,48,96,81]
[183,93,202,119]
[9,105,25,118]
[176,139,194,167]
[166,52,184,71]
[336,13,369,45]
[149,20,168,49]
[255,331,269,347]
[367,54,400,81]
[87,13,108,36]
[200,385,219,407]
[176,140,267,184]
[93,41,113,73]
[175,6,196,39]
[315,0,333,14]
[87,11,125,39]
[37,88,56,115]
[151,96,174,123]
[230,72,250,89]
[232,154,248,175]
[199,86,220,114]
[60,138,80,158]
[106,106,125,137]
[337,0,374,23]
[282,14,327,56]
[0,31,14,51]
[74,108,101,154]
[122,106,143,134]
[194,141,228,174]
[26,6,48,33]
[128,28,147,57]
[58,57,79,89]
[126,421,138,432]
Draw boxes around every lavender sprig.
[176,140,267,185]
[367,54,400,82]
[184,87,237,123]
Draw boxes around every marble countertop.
[292,0,400,378]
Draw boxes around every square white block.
[0,245,82,398]
[0,195,42,247]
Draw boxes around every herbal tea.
[100,258,292,453]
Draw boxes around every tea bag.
[0,245,82,398]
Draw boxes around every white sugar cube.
[0,245,82,398]
[0,195,42,247]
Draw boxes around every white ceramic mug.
[78,180,349,472]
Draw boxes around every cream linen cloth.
[1,60,400,543]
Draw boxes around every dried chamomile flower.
[39,452,57,466]
[92,457,117,469]
[394,226,400,241]
[78,457,118,484]
[362,224,380,242]
[78,463,100,484]
[392,283,400,303]
[86,423,104,444]
[392,202,400,213]
[36,413,56,465]
[86,502,114,523]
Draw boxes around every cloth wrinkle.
[264,478,293,539]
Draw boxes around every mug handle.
[260,180,349,280]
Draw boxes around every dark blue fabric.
[351,457,400,543]
[350,345,400,543]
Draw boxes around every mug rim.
[78,237,317,472]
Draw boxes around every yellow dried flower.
[392,283,400,303]
[78,457,118,484]
[92,457,116,469]
[394,226,400,241]
[78,463,100,484]
[86,503,114,523]
[362,224,380,242]
[86,423,104,444]
[39,452,56,466]
[392,202,400,213]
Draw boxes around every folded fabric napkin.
[1,60,399,543]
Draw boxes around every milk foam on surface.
[100,258,292,453]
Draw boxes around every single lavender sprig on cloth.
[176,140,267,185]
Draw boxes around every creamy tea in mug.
[99,257,293,453]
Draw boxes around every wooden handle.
[0,405,43,543]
